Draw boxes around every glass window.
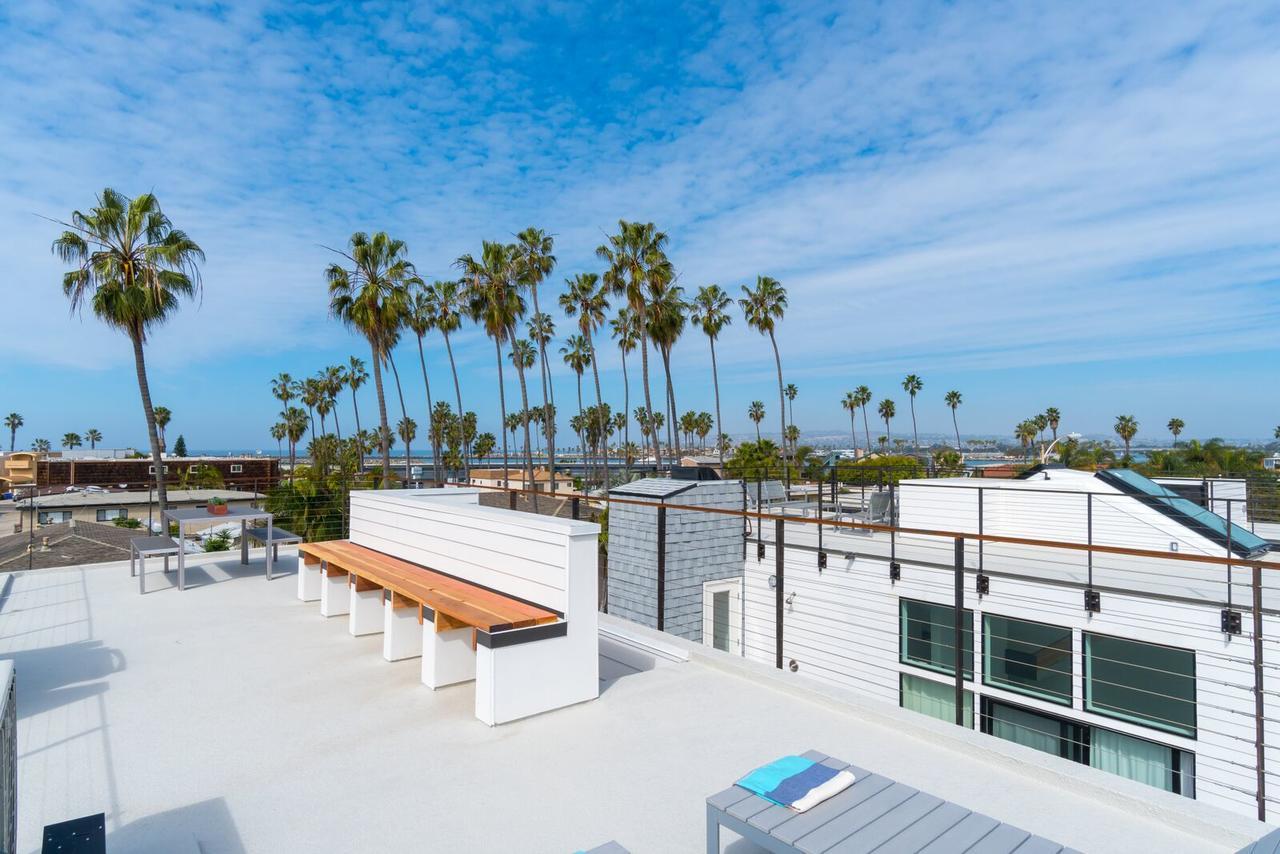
[900,599,973,679]
[1085,634,1196,737]
[1090,727,1193,795]
[982,699,1085,762]
[984,615,1072,704]
[900,673,972,727]
[711,590,730,652]
[96,508,126,522]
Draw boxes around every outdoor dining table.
[161,506,274,591]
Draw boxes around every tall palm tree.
[877,399,896,447]
[901,375,922,451]
[311,376,332,436]
[282,407,307,475]
[610,308,639,476]
[647,281,685,462]
[561,334,591,479]
[62,432,82,450]
[1015,420,1037,461]
[1167,417,1185,447]
[690,285,732,472]
[406,286,440,482]
[1114,415,1139,462]
[326,231,414,488]
[423,281,468,479]
[1033,413,1049,445]
[270,422,286,459]
[85,428,102,449]
[152,406,172,453]
[514,228,557,488]
[457,241,532,492]
[52,189,203,510]
[739,276,788,455]
[598,221,669,468]
[1045,407,1061,442]
[785,383,798,441]
[346,357,368,469]
[32,438,51,453]
[397,416,417,483]
[841,392,858,450]
[854,386,873,456]
[4,413,23,452]
[748,401,765,443]
[527,312,556,468]
[271,373,294,435]
[560,272,611,490]
[323,364,347,440]
[944,390,963,451]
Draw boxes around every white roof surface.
[2,553,1267,852]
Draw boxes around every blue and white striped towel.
[736,755,857,812]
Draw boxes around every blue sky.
[1,1,1278,452]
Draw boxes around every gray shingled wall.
[607,479,744,642]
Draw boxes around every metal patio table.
[161,506,274,591]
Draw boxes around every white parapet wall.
[348,488,600,725]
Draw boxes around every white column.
[349,580,384,636]
[421,621,476,689]
[383,596,423,661]
[319,568,349,617]
[298,559,322,602]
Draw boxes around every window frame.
[982,613,1073,706]
[899,598,974,680]
[230,464,243,474]
[900,672,973,728]
[1083,632,1197,738]
[95,508,127,522]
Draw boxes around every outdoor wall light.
[767,574,777,589]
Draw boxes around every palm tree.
[561,334,592,480]
[326,232,415,488]
[1114,415,1139,462]
[647,281,685,463]
[901,375,922,451]
[598,221,669,468]
[877,399,896,447]
[324,364,347,440]
[457,241,533,493]
[282,407,307,475]
[560,272,611,490]
[610,308,639,477]
[1015,420,1037,461]
[85,428,102,449]
[406,286,440,482]
[944,390,963,451]
[748,401,766,443]
[270,422,286,459]
[398,416,417,483]
[855,386,873,456]
[52,189,203,510]
[841,392,858,449]
[32,438,51,453]
[1033,413,1049,445]
[514,227,557,488]
[271,372,294,432]
[423,281,468,480]
[346,357,368,469]
[62,432,82,450]
[1167,417,1185,447]
[690,285,732,472]
[739,276,789,456]
[1045,407,1061,442]
[785,383,798,440]
[150,405,171,452]
[311,376,332,436]
[4,413,22,452]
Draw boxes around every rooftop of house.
[467,467,574,481]
[3,551,1269,852]
[15,488,261,509]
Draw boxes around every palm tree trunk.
[862,408,872,457]
[493,338,509,489]
[531,287,556,494]
[386,350,411,485]
[849,409,856,449]
[952,409,961,451]
[910,396,918,451]
[767,331,787,470]
[661,349,680,462]
[351,392,363,471]
[415,334,438,485]
[442,331,467,482]
[755,421,761,444]
[638,321,659,470]
[575,373,586,487]
[369,343,392,488]
[130,328,168,511]
[885,418,892,445]
[588,334,610,492]
[620,348,631,478]
[508,325,537,508]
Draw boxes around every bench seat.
[298,540,560,633]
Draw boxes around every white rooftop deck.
[1,552,1270,853]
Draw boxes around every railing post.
[954,536,965,726]
[817,482,826,570]
[776,517,785,670]
[508,489,517,511]
[656,505,666,632]
[1254,564,1267,821]
[571,496,580,521]
[741,482,748,561]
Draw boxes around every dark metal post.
[775,517,785,670]
[1226,502,1233,610]
[508,489,517,511]
[571,496,580,521]
[954,537,965,726]
[817,479,825,569]
[1087,492,1094,588]
[977,487,984,572]
[1254,564,1267,821]
[656,505,667,632]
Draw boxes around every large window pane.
[900,673,972,727]
[900,599,973,679]
[984,615,1072,704]
[1085,634,1196,737]
[983,699,1085,762]
[1090,728,1177,792]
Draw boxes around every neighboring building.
[607,478,744,645]
[26,456,278,490]
[0,452,40,490]
[1264,453,1279,472]
[465,467,575,493]
[16,488,261,527]
[731,465,1277,818]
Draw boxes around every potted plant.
[207,496,228,516]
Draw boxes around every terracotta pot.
[207,503,229,515]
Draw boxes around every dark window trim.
[1083,631,1198,738]
[899,597,974,680]
[981,612,1074,706]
